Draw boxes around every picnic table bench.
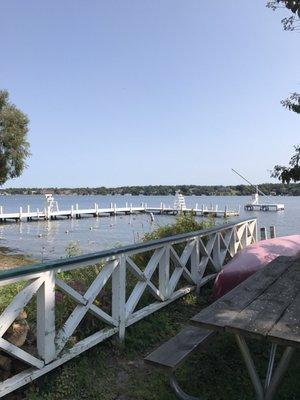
[145,256,299,400]
[191,255,300,400]
[145,325,216,399]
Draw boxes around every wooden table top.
[191,256,300,348]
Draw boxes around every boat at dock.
[244,191,284,211]
[232,169,285,212]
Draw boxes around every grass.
[17,286,300,400]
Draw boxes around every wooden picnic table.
[191,255,300,400]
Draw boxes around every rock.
[4,310,29,348]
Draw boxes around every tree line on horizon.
[1,183,300,196]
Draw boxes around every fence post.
[159,245,170,300]
[212,233,222,271]
[36,271,56,363]
[112,255,126,341]
[190,238,200,286]
[224,205,227,217]
[254,220,258,243]
[240,224,248,248]
[260,227,267,240]
[270,226,276,239]
[229,226,236,256]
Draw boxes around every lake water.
[0,195,299,261]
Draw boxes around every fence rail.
[0,218,257,397]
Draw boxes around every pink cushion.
[212,235,300,300]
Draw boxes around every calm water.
[0,195,299,261]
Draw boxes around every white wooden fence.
[0,218,257,396]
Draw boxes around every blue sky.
[1,0,299,187]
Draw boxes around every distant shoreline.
[0,183,300,196]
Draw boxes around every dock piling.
[270,226,276,239]
[260,227,267,240]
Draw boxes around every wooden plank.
[55,278,88,306]
[0,277,44,337]
[168,267,183,295]
[0,327,118,398]
[125,281,148,318]
[199,273,217,286]
[126,257,146,282]
[88,305,118,327]
[269,290,300,348]
[159,246,170,300]
[55,260,117,354]
[179,240,196,266]
[146,281,163,301]
[144,247,165,280]
[226,261,300,339]
[0,338,44,369]
[190,239,200,284]
[170,247,195,285]
[198,238,212,270]
[191,256,293,331]
[56,277,117,326]
[144,325,216,371]
[37,272,56,364]
[127,286,195,326]
[125,248,164,317]
[112,256,126,340]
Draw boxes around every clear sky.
[0,0,299,188]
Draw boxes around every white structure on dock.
[232,169,285,212]
[251,192,259,205]
[45,194,59,213]
[173,191,186,211]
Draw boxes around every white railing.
[0,218,257,397]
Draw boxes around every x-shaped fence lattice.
[0,219,257,398]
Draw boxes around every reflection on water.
[0,195,299,261]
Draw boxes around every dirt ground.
[0,248,34,270]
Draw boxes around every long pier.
[0,202,239,223]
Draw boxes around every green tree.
[267,1,300,29]
[272,145,300,183]
[267,1,300,113]
[0,90,30,185]
[268,2,300,182]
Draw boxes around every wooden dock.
[0,202,239,223]
[146,203,239,218]
[244,203,284,211]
